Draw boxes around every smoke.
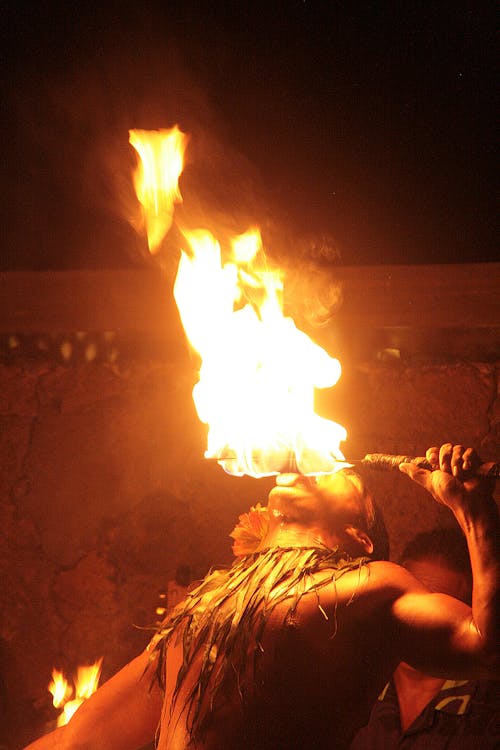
[2,0,346,318]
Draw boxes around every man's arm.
[22,649,163,750]
[393,443,500,679]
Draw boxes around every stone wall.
[1,357,498,748]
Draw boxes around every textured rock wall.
[1,358,498,748]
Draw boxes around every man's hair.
[340,470,389,561]
[367,500,390,561]
[400,527,472,597]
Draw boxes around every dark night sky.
[1,1,497,269]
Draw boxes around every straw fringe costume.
[151,545,369,746]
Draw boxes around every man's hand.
[399,443,494,514]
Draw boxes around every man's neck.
[264,523,338,550]
[393,662,445,731]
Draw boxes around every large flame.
[129,126,188,253]
[129,127,347,477]
[48,659,102,727]
[174,227,347,477]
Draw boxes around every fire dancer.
[23,443,499,750]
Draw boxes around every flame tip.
[129,126,188,252]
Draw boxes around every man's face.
[267,470,369,530]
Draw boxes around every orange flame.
[128,127,348,477]
[48,669,71,709]
[48,659,102,726]
[174,227,347,477]
[129,126,188,253]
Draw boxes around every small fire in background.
[48,658,102,726]
[129,126,348,478]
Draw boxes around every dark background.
[1,1,497,270]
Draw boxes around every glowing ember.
[129,126,188,253]
[48,659,102,726]
[130,127,348,477]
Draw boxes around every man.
[23,443,499,749]
[350,527,500,749]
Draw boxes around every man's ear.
[344,526,374,555]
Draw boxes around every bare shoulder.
[365,560,429,596]
[292,560,428,621]
[353,560,430,606]
[367,559,424,585]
